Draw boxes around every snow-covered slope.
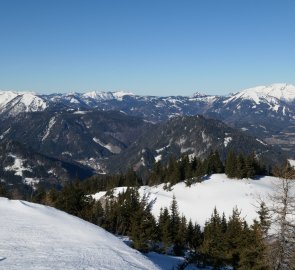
[82,90,135,101]
[0,91,47,116]
[93,174,279,226]
[0,197,158,270]
[225,83,295,104]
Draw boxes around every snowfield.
[93,174,279,226]
[0,198,159,270]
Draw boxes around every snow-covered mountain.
[211,83,295,153]
[225,83,295,104]
[1,83,294,118]
[0,83,294,164]
[0,91,47,116]
[0,197,159,270]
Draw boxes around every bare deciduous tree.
[268,163,295,270]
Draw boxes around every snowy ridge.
[0,91,18,108]
[225,83,295,105]
[0,197,159,270]
[0,91,47,116]
[0,83,294,119]
[82,90,135,101]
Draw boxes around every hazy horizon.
[1,81,294,97]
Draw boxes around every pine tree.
[170,195,180,242]
[186,220,195,250]
[130,207,157,252]
[244,153,256,179]
[236,154,246,179]
[257,201,271,238]
[201,207,227,268]
[238,220,269,270]
[158,207,171,251]
[174,215,187,255]
[225,207,245,269]
[207,150,224,174]
[225,150,237,178]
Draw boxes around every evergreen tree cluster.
[148,151,224,186]
[198,207,269,270]
[225,150,266,179]
[149,150,266,187]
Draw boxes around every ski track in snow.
[0,198,159,270]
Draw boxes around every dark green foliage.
[170,195,180,241]
[0,181,10,198]
[148,152,225,187]
[195,207,269,270]
[225,207,245,269]
[201,208,227,269]
[204,151,224,175]
[257,201,271,238]
[158,207,171,250]
[225,151,265,179]
[174,215,187,256]
[130,194,157,252]
[238,221,269,270]
[225,150,237,178]
[54,181,96,220]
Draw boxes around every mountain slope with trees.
[104,115,285,173]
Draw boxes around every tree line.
[0,150,269,200]
[148,150,266,187]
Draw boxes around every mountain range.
[0,83,294,191]
[1,83,295,150]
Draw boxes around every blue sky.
[0,0,294,96]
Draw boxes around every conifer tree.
[158,207,171,251]
[225,207,245,269]
[225,150,237,178]
[174,215,187,255]
[257,201,271,238]
[201,207,227,268]
[206,150,224,174]
[236,154,245,179]
[238,220,269,270]
[244,153,256,179]
[186,220,195,250]
[130,205,157,252]
[170,195,180,242]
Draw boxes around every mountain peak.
[82,91,134,101]
[227,83,295,104]
[192,91,211,97]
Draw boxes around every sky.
[0,0,294,96]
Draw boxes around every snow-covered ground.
[0,197,159,270]
[93,174,279,226]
